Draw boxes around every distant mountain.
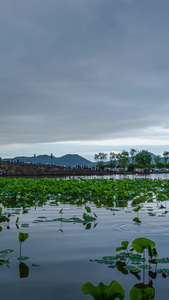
[10,154,96,167]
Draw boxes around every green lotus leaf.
[82,280,125,300]
[19,232,29,243]
[133,205,142,213]
[85,206,91,213]
[132,238,155,254]
[116,241,129,252]
[130,254,142,260]
[103,256,118,261]
[156,268,169,274]
[124,265,140,273]
[133,217,141,223]
[156,257,169,263]
[32,263,40,267]
[17,256,29,260]
[0,249,14,255]
[138,264,151,269]
[130,286,155,300]
[131,257,146,263]
[83,213,96,222]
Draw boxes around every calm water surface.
[64,173,169,180]
[1,200,169,299]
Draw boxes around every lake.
[62,173,169,180]
[1,196,169,299]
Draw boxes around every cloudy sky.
[1,0,169,161]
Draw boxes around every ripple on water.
[116,222,169,234]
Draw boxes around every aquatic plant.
[18,232,29,261]
[82,280,125,300]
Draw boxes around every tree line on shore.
[94,149,169,170]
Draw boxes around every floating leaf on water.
[131,257,146,263]
[17,256,29,260]
[138,264,151,269]
[94,259,113,265]
[32,263,40,267]
[108,264,116,269]
[83,213,96,222]
[156,268,169,274]
[37,216,47,219]
[21,224,29,227]
[156,257,169,263]
[130,254,142,260]
[124,265,141,273]
[103,256,117,261]
[0,249,14,255]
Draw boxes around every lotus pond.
[1,177,169,299]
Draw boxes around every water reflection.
[19,262,29,278]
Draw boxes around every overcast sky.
[1,0,169,161]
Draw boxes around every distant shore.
[0,161,168,178]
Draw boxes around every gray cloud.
[1,0,169,147]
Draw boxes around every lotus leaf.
[130,286,155,300]
[156,257,169,263]
[83,213,96,222]
[116,241,129,252]
[132,238,155,254]
[82,280,125,300]
[133,205,142,213]
[123,265,140,273]
[85,206,91,213]
[133,217,141,223]
[19,232,29,243]
[17,256,29,260]
[32,263,40,267]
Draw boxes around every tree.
[130,148,137,165]
[163,151,169,164]
[154,155,161,167]
[116,150,129,169]
[94,152,107,168]
[109,152,117,168]
[135,150,151,167]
